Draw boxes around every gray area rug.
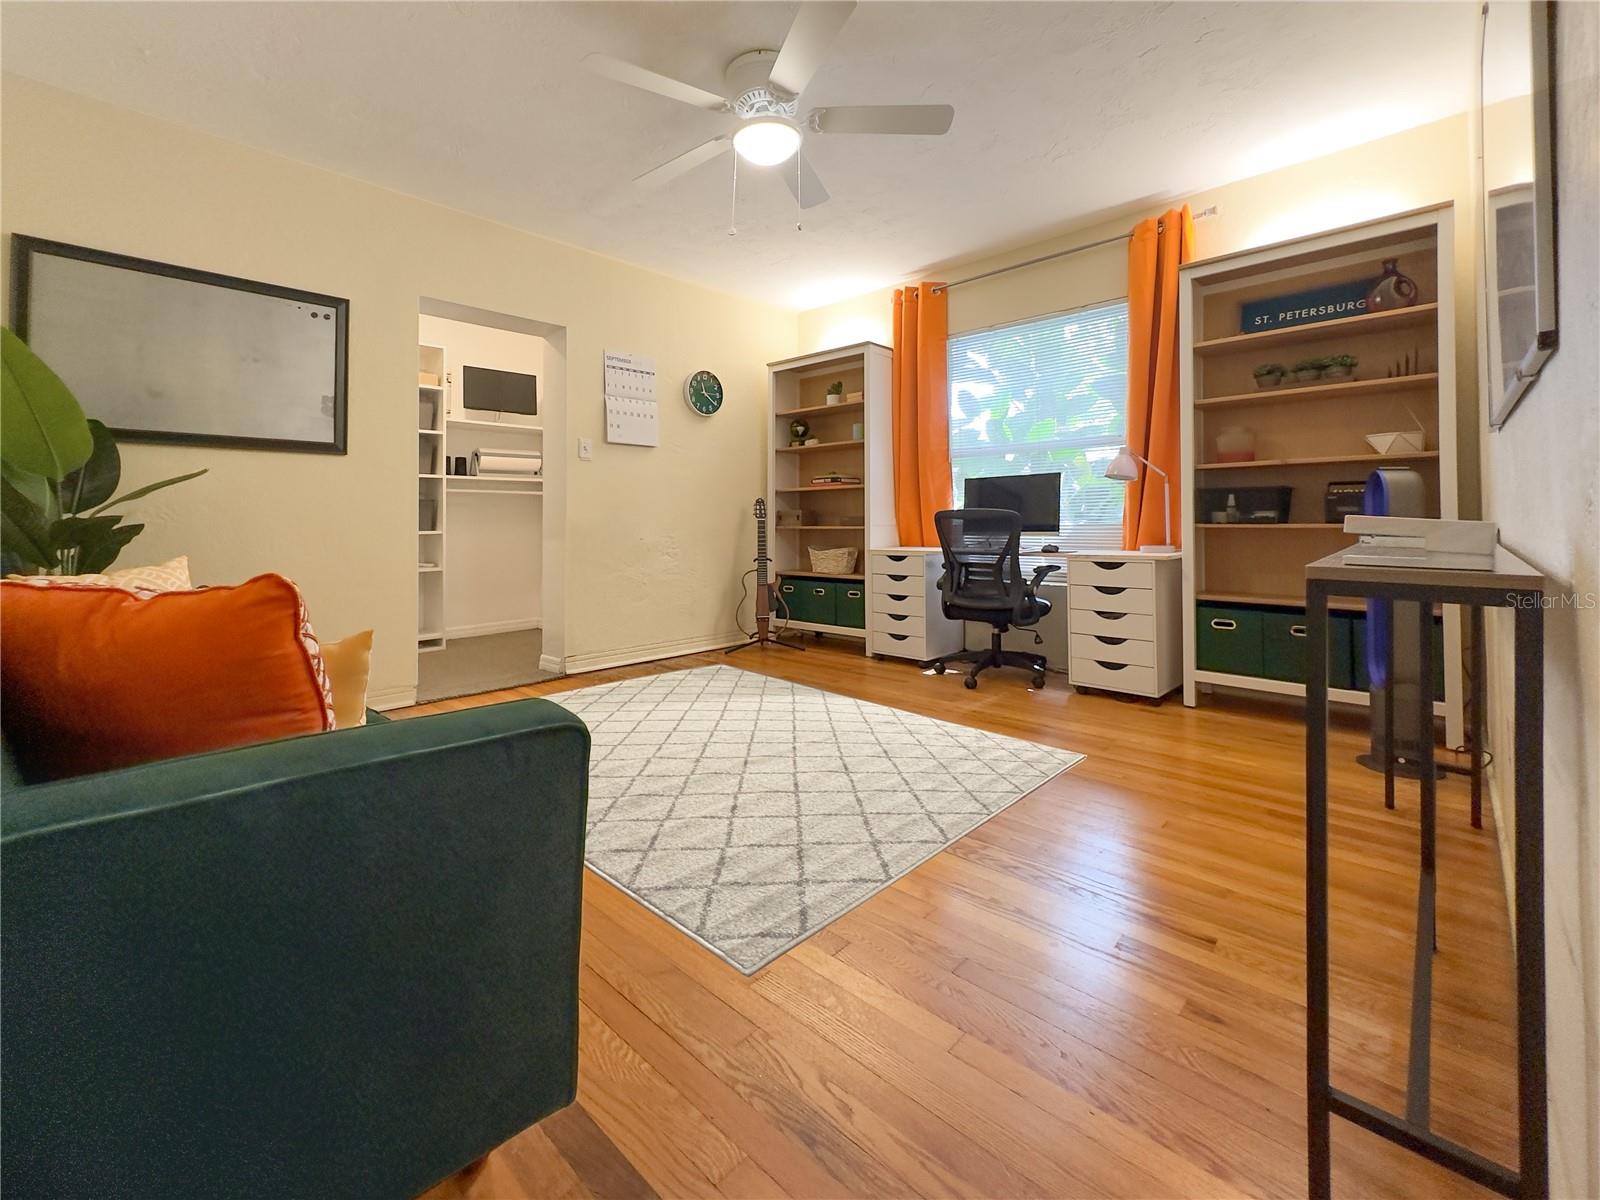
[551,665,1083,973]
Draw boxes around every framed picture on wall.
[10,235,349,453]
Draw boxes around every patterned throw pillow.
[0,573,336,781]
[6,555,193,596]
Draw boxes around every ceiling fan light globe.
[733,118,802,166]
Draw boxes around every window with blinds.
[947,300,1129,551]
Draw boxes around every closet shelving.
[1178,204,1463,742]
[766,343,894,646]
[417,343,447,652]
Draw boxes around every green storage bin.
[1196,605,1264,676]
[1263,611,1352,687]
[834,581,866,629]
[778,577,836,625]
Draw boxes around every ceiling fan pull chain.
[729,152,739,237]
[796,157,803,233]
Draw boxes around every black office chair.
[931,508,1061,690]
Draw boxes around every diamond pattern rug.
[550,665,1083,973]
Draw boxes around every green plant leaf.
[2,459,54,518]
[0,327,93,481]
[90,468,207,517]
[77,522,143,574]
[57,419,122,514]
[1,475,57,570]
[48,513,142,574]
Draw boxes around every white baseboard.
[445,618,542,639]
[562,631,747,675]
[369,684,418,711]
[539,653,564,675]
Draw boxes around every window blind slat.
[947,301,1129,551]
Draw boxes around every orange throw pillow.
[0,574,335,781]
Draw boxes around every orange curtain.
[891,283,952,546]
[1123,205,1194,550]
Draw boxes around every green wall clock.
[684,370,724,417]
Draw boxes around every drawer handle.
[887,633,908,642]
[1289,624,1308,638]
[847,590,862,599]
[887,594,909,602]
[886,555,909,563]
[1210,618,1237,631]
[781,585,796,594]
[1093,561,1126,571]
[1093,586,1127,596]
[812,588,828,597]
[1095,660,1129,671]
[888,613,909,622]
[1094,636,1127,646]
[887,574,910,582]
[1094,610,1126,621]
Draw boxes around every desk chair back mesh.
[932,508,1059,689]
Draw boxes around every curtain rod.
[932,206,1217,295]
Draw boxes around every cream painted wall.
[1476,6,1600,1196]
[797,112,1483,515]
[1,75,797,705]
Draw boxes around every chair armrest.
[1028,563,1063,592]
[2,700,589,1200]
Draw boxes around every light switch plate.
[578,437,593,461]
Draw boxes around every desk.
[1304,547,1546,1199]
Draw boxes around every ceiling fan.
[584,0,954,211]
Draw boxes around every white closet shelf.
[447,477,543,494]
[447,418,543,432]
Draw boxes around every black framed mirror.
[1479,0,1559,428]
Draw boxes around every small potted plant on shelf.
[1252,363,1287,389]
[825,381,844,405]
[1293,357,1330,384]
[1323,353,1359,381]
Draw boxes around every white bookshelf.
[417,343,447,652]
[766,343,894,649]
[1177,204,1464,744]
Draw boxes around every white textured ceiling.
[1,1,1478,309]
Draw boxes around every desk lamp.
[1105,446,1175,552]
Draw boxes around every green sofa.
[1,699,589,1199]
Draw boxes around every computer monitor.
[963,472,1061,532]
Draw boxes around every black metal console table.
[1304,547,1546,1199]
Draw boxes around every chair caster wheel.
[933,662,946,675]
[1031,673,1046,689]
[963,676,977,690]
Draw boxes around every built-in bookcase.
[1178,204,1463,744]
[766,343,894,647]
[417,342,447,652]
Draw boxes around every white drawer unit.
[1067,551,1182,699]
[866,547,963,664]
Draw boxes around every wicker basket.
[808,546,859,575]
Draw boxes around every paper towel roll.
[472,451,542,476]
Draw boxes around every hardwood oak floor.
[406,640,1516,1200]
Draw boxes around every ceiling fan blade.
[583,53,729,112]
[632,137,732,187]
[810,104,955,135]
[768,1,857,96]
[783,153,831,209]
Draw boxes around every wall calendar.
[603,350,658,447]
